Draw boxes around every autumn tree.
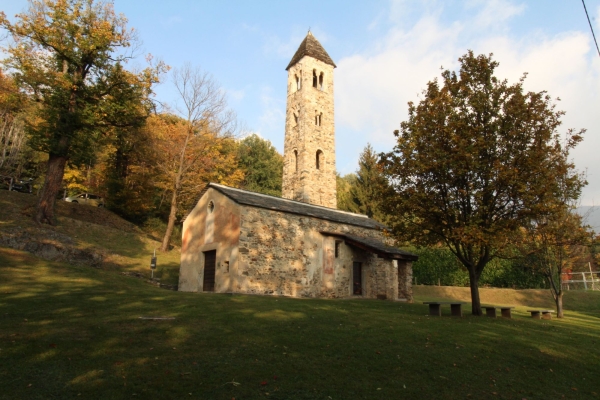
[0,69,27,176]
[0,0,164,224]
[156,65,242,251]
[237,133,283,197]
[382,51,586,315]
[524,207,590,318]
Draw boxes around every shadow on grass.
[1,248,600,400]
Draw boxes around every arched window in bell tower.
[316,150,324,170]
[312,69,318,88]
[314,111,322,126]
[294,150,298,172]
[319,72,324,90]
[293,112,298,126]
[295,73,301,91]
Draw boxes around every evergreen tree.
[348,144,389,222]
[336,173,359,213]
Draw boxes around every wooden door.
[353,262,362,295]
[203,250,216,292]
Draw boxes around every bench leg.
[530,311,541,319]
[429,304,441,317]
[500,309,512,318]
[485,308,497,318]
[450,304,462,317]
[542,312,552,320]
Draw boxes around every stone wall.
[235,205,409,300]
[398,261,414,302]
[282,55,337,209]
[179,188,241,293]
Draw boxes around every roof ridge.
[209,182,369,219]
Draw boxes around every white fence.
[561,271,600,290]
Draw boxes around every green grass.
[2,248,600,399]
[0,191,181,286]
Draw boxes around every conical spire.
[285,31,336,70]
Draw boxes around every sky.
[3,0,600,205]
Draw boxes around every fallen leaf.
[49,344,56,348]
[261,381,268,386]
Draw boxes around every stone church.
[178,32,417,301]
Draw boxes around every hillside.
[0,190,181,287]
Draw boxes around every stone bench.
[423,302,465,317]
[483,306,515,318]
[527,310,554,320]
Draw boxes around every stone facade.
[282,32,337,209]
[179,186,414,301]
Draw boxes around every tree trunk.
[35,153,68,225]
[468,268,483,316]
[160,187,179,251]
[555,290,564,318]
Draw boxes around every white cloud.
[334,1,600,204]
[467,0,525,30]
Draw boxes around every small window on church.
[319,72,324,90]
[295,74,301,91]
[316,150,324,170]
[312,69,317,88]
[207,201,215,214]
[335,240,342,258]
[294,150,298,172]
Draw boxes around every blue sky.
[3,0,600,205]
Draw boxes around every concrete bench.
[423,302,465,317]
[483,306,515,318]
[527,310,554,320]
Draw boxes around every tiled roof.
[204,183,385,230]
[321,231,418,261]
[286,31,336,70]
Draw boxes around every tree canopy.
[382,51,586,315]
[0,0,164,224]
[349,144,389,222]
[237,134,283,197]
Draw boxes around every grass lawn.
[1,247,600,400]
[0,191,181,286]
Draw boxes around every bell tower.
[282,31,337,209]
